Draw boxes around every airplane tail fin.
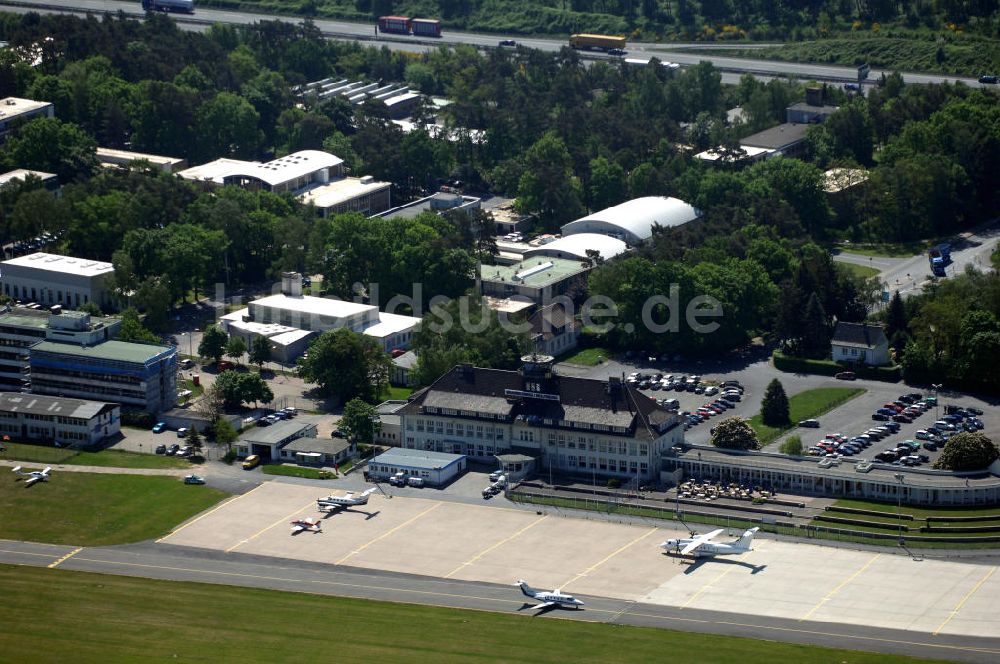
[736,527,759,551]
[516,580,536,597]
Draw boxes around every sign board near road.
[858,63,871,81]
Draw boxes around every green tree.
[516,131,585,227]
[214,370,274,409]
[761,378,790,427]
[587,156,626,212]
[186,425,203,457]
[116,308,160,344]
[3,117,98,182]
[340,398,381,446]
[779,435,803,456]
[225,336,247,364]
[934,432,999,471]
[249,335,272,371]
[198,325,228,364]
[886,290,907,347]
[297,328,390,402]
[711,417,761,451]
[801,292,832,359]
[194,91,263,161]
[133,277,173,331]
[77,301,103,317]
[212,418,239,450]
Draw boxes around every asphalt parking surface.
[157,480,1000,640]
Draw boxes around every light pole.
[932,383,942,421]
[894,473,905,546]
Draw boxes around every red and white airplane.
[290,517,322,534]
[12,466,51,487]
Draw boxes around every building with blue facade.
[28,339,177,413]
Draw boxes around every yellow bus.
[569,34,627,51]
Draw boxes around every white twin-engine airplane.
[12,466,52,487]
[516,580,585,611]
[290,517,322,534]
[316,487,378,512]
[661,527,759,558]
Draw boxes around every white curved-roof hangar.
[561,196,700,245]
[522,234,628,263]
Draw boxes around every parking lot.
[158,480,1000,639]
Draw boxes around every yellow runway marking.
[47,547,82,569]
[336,502,442,565]
[225,501,315,553]
[158,483,267,543]
[560,527,659,591]
[800,553,881,622]
[444,514,548,578]
[680,553,748,609]
[934,566,996,635]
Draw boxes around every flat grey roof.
[1,252,114,278]
[372,447,465,470]
[0,392,115,419]
[241,419,316,445]
[740,123,810,150]
[282,437,351,455]
[31,339,173,364]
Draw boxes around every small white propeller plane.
[316,487,378,513]
[12,466,51,487]
[290,517,322,534]
[661,527,758,558]
[515,580,585,611]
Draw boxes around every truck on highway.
[141,0,195,13]
[569,33,626,52]
[929,243,952,277]
[377,16,442,37]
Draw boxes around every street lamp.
[894,473,905,546]
[932,383,943,420]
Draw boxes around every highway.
[3,537,1000,662]
[0,0,988,88]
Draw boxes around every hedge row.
[922,525,1000,533]
[827,505,915,520]
[815,515,911,531]
[773,351,901,382]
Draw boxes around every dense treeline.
[201,0,1000,40]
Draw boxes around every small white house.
[831,322,890,366]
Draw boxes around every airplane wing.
[24,476,40,487]
[680,529,724,555]
[530,602,556,610]
[290,524,304,533]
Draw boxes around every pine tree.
[886,291,907,343]
[801,292,831,359]
[761,378,791,426]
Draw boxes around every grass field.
[560,347,612,366]
[833,498,1000,521]
[262,464,334,479]
[834,241,930,258]
[751,387,866,445]
[0,472,226,546]
[0,442,193,469]
[0,565,942,664]
[381,385,414,400]
[837,262,881,279]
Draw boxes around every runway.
[2,538,1000,663]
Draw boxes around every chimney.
[281,272,303,297]
[805,86,823,107]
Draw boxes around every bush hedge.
[773,351,902,381]
[815,515,912,531]
[827,505,914,520]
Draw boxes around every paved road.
[1,538,997,662]
[832,223,1000,299]
[2,0,989,88]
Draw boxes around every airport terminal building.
[396,355,682,482]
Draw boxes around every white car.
[703,386,719,396]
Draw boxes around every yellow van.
[242,454,261,470]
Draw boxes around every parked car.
[498,39,517,47]
[152,422,167,434]
[892,414,913,424]
[155,444,167,454]
[703,386,719,396]
[183,474,206,485]
[835,371,856,380]
[176,427,188,438]
[872,413,889,421]
[922,442,938,451]
[607,48,626,56]
[979,74,999,84]
[242,454,261,470]
[166,444,180,456]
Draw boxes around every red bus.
[378,16,410,34]
[377,16,442,37]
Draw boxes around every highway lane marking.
[47,547,82,569]
[47,554,1000,657]
[158,483,267,543]
[934,565,997,636]
[336,502,442,565]
[444,514,548,579]
[225,500,315,553]
[800,553,881,622]
[559,527,659,591]
[680,553,747,609]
